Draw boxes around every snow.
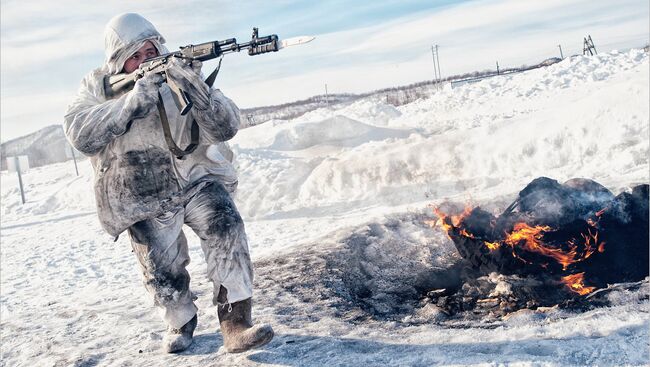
[1,49,648,366]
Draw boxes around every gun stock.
[104,72,137,98]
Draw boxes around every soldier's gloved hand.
[124,72,164,119]
[166,57,211,110]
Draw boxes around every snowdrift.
[231,49,649,219]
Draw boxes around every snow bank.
[268,115,411,151]
[231,49,649,219]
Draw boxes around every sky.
[1,0,648,142]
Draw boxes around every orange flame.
[561,272,596,295]
[503,223,580,270]
[429,205,603,295]
[580,229,602,259]
[502,222,604,272]
[459,229,475,238]
[431,205,473,238]
[484,241,501,251]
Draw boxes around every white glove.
[124,72,164,119]
[165,57,211,110]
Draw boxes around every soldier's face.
[123,41,159,73]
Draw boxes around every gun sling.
[156,66,221,159]
[156,91,199,159]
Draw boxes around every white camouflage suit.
[64,13,254,330]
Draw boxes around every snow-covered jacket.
[64,13,239,238]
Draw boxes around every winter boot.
[217,288,274,353]
[162,314,197,353]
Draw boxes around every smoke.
[516,177,617,226]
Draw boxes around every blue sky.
[1,0,648,142]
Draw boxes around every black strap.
[157,91,199,158]
[204,55,224,88]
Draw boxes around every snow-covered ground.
[1,49,648,366]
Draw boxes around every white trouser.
[128,181,254,329]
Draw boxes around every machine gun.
[103,28,314,157]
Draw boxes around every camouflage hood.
[103,13,169,74]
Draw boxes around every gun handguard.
[249,40,278,55]
[104,28,279,99]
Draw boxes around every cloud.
[0,91,74,140]
[1,0,648,140]
[218,0,648,106]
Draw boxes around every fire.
[459,229,475,238]
[430,205,606,296]
[561,272,596,295]
[581,229,604,257]
[504,223,578,271]
[433,206,472,227]
[502,222,605,273]
[431,205,473,238]
[484,241,501,251]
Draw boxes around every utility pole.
[583,35,597,56]
[557,44,564,59]
[324,84,329,109]
[588,35,597,54]
[70,145,79,176]
[14,156,25,204]
[435,45,442,85]
[431,44,443,89]
[431,46,438,83]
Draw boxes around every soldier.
[64,13,273,353]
